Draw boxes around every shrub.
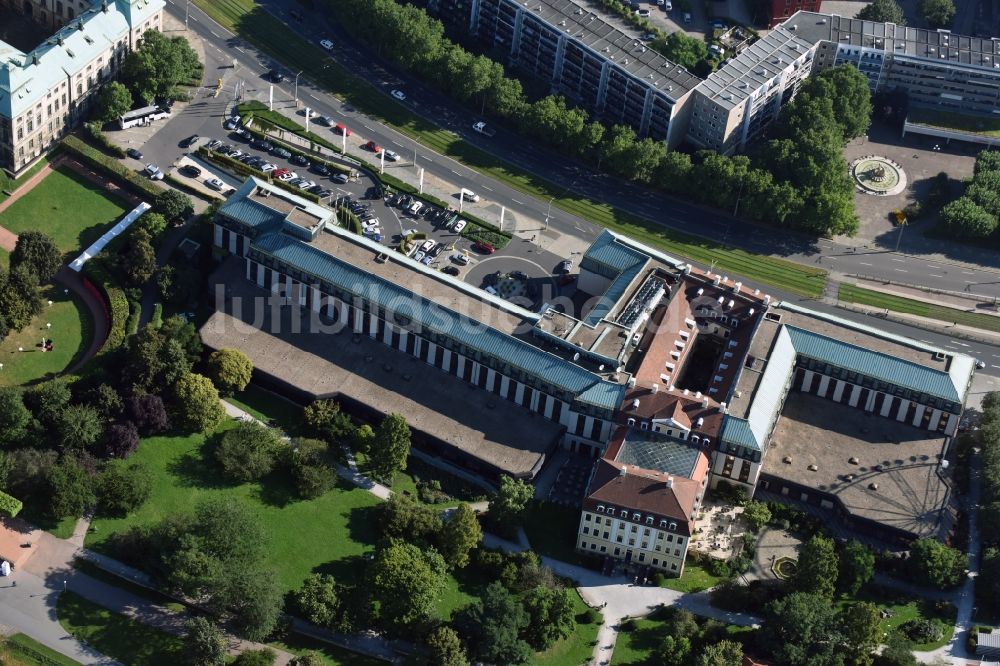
[707,558,732,577]
[0,491,23,518]
[900,618,943,644]
[84,121,127,157]
[620,618,636,631]
[584,608,602,624]
[215,421,282,483]
[103,422,140,459]
[62,135,164,199]
[96,460,153,516]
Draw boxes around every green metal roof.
[785,326,962,402]
[218,198,285,232]
[249,232,625,410]
[581,231,648,326]
[719,417,758,450]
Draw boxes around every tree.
[159,315,204,363]
[918,0,955,27]
[742,501,771,532]
[878,633,918,666]
[841,601,880,666]
[657,635,693,666]
[184,616,227,666]
[289,653,325,666]
[489,475,533,530]
[426,626,468,666]
[23,379,71,428]
[122,30,201,103]
[56,404,104,452]
[909,538,966,589]
[353,424,374,454]
[838,540,875,596]
[232,648,277,666]
[10,231,62,283]
[287,437,335,499]
[124,327,192,393]
[303,400,354,443]
[793,535,839,597]
[171,372,226,433]
[761,592,844,666]
[454,581,532,664]
[655,31,709,71]
[154,189,194,223]
[135,212,169,238]
[215,421,281,482]
[86,383,124,420]
[103,421,140,459]
[379,494,442,546]
[810,66,873,141]
[125,394,170,435]
[206,348,253,396]
[96,460,153,516]
[44,457,94,519]
[369,541,446,633]
[0,387,32,447]
[97,81,134,123]
[222,571,283,642]
[369,413,410,483]
[697,640,744,666]
[122,228,157,286]
[439,502,482,569]
[941,196,998,238]
[522,585,575,650]
[293,573,339,628]
[0,265,42,335]
[857,0,906,24]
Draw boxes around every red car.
[473,241,496,254]
[335,123,352,136]
[273,168,290,178]
[363,140,382,153]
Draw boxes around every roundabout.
[851,155,907,196]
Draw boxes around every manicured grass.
[0,285,90,387]
[839,283,1000,333]
[658,559,729,593]
[612,610,754,665]
[838,587,955,651]
[0,155,53,205]
[533,589,601,666]
[523,501,588,564]
[3,633,82,666]
[0,166,128,254]
[86,421,384,595]
[56,592,184,666]
[192,0,828,298]
[224,383,304,435]
[271,634,388,666]
[908,107,1000,138]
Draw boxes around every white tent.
[70,201,151,272]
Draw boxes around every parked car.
[384,150,399,161]
[180,134,199,148]
[460,188,481,202]
[205,178,225,191]
[318,116,335,126]
[402,228,418,237]
[557,259,574,274]
[180,165,202,178]
[683,11,692,23]
[408,201,425,216]
[663,0,672,9]
[206,139,222,150]
[269,69,284,82]
[277,171,298,182]
[334,123,352,136]
[472,121,496,137]
[290,154,310,167]
[637,8,650,17]
[311,163,331,176]
[320,39,334,50]
[314,188,334,198]
[413,251,426,262]
[273,167,289,178]
[421,255,434,266]
[288,178,306,186]
[452,253,470,265]
[332,173,349,184]
[391,89,406,101]
[420,240,436,253]
[126,148,143,159]
[442,266,460,276]
[251,139,273,151]
[144,164,163,180]
[473,241,495,254]
[364,140,382,153]
[297,180,317,190]
[453,220,467,233]
[261,163,277,172]
[229,150,244,159]
[271,147,292,159]
[224,117,239,130]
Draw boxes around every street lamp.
[185,0,190,29]
[543,196,555,234]
[293,70,303,104]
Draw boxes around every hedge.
[462,224,511,250]
[0,490,22,518]
[164,172,224,203]
[84,121,127,158]
[82,257,130,355]
[151,302,164,329]
[62,135,164,200]
[337,207,362,234]
[125,299,142,336]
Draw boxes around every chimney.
[620,466,627,477]
[651,383,659,394]
[666,477,674,489]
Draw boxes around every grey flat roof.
[694,26,815,111]
[520,0,702,98]
[783,10,1000,69]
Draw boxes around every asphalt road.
[158,0,1000,377]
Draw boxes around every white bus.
[118,105,170,130]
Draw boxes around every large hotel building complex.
[0,0,164,174]
[203,178,975,575]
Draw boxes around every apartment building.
[688,27,815,155]
[786,11,1000,118]
[469,0,701,147]
[0,0,163,174]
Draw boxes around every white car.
[260,163,277,172]
[205,177,225,191]
[278,171,298,182]
[297,180,316,190]
[453,220,467,233]
[144,164,163,180]
[420,240,436,253]
[384,150,399,162]
[460,188,480,203]
[413,251,426,262]
[320,39,334,50]
[452,253,470,265]
[637,8,650,17]
[402,228,418,237]
[391,89,406,101]
[408,201,424,216]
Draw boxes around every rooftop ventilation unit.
[651,383,659,394]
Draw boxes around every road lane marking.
[890,258,905,263]
[894,268,907,272]
[307,93,319,101]
[858,262,872,266]
[210,30,220,38]
[952,341,970,346]
[963,270,977,275]
[512,199,524,204]
[481,185,494,192]
[235,47,246,53]
[929,274,945,278]
[392,141,404,147]
[927,264,941,269]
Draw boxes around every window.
[638,553,645,562]
[603,531,609,539]
[600,546,606,553]
[597,505,605,513]
[652,558,659,566]
[582,527,590,535]
[590,543,597,550]
[616,535,622,543]
[645,517,653,526]
[580,541,587,549]
[614,548,621,556]
[640,421,649,430]
[585,514,592,522]
[667,535,674,543]
[605,518,611,526]
[671,563,678,571]
[632,512,641,521]
[674,549,681,556]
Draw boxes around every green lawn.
[224,383,305,435]
[0,155,53,205]
[270,635,388,666]
[56,592,184,666]
[0,285,90,387]
[659,559,729,594]
[0,166,128,254]
[612,610,754,665]
[86,420,384,595]
[533,589,601,666]
[838,587,955,651]
[193,0,828,298]
[3,633,81,666]
[839,283,1000,333]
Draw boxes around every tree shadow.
[312,553,371,583]
[252,471,299,509]
[163,431,228,489]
